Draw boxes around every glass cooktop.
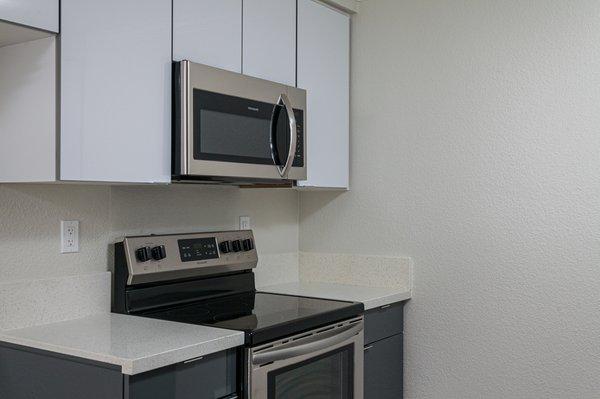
[143,291,363,345]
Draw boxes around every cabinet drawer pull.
[380,304,392,309]
[364,345,373,351]
[183,355,204,364]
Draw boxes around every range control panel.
[178,237,219,262]
[121,230,258,285]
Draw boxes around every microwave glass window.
[267,346,354,399]
[199,109,271,159]
[193,89,294,166]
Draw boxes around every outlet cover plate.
[61,220,79,253]
[239,216,251,230]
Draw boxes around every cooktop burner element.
[112,230,364,346]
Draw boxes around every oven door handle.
[252,322,362,365]
[274,93,297,179]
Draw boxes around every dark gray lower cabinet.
[125,349,238,399]
[0,342,238,399]
[363,301,405,399]
[364,333,403,399]
[1,301,405,399]
[364,302,404,344]
[0,343,123,399]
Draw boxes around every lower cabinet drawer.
[364,333,403,399]
[364,301,404,344]
[126,349,238,399]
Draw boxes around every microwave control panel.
[293,109,304,167]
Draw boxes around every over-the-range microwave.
[173,61,307,184]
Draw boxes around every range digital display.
[178,237,219,262]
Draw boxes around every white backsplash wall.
[0,184,299,329]
[0,184,111,281]
[109,185,300,286]
[300,1,600,398]
[0,272,111,331]
[299,252,411,291]
[109,185,299,255]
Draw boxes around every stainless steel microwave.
[173,61,307,184]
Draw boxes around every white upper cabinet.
[173,0,242,73]
[297,0,350,189]
[0,0,58,32]
[243,0,296,86]
[60,0,172,183]
[0,37,56,183]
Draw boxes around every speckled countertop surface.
[0,313,244,375]
[260,281,411,310]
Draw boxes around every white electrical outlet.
[239,216,251,230]
[61,220,79,253]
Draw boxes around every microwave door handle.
[252,322,362,365]
[270,102,281,170]
[276,93,297,178]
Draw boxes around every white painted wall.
[300,0,600,397]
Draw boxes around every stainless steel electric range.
[113,230,364,399]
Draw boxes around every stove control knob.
[242,238,254,251]
[151,245,167,261]
[219,241,232,254]
[135,247,150,262]
[232,240,242,252]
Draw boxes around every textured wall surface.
[0,184,299,328]
[0,184,111,281]
[0,184,298,280]
[0,272,110,330]
[300,0,600,397]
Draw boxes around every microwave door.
[190,89,282,178]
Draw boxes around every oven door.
[177,61,306,182]
[247,318,364,399]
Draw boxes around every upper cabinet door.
[0,0,58,32]
[173,0,242,73]
[60,0,171,183]
[242,0,296,86]
[297,0,350,189]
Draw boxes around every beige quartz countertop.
[0,313,244,375]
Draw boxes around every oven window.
[267,346,354,399]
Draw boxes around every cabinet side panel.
[0,36,56,182]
